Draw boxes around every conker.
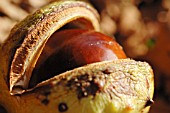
[30,29,126,87]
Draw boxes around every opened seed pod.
[0,0,154,113]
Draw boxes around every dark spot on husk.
[102,69,111,74]
[41,98,49,105]
[144,98,154,107]
[66,73,106,99]
[58,103,68,112]
[32,84,52,105]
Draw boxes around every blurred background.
[0,0,170,112]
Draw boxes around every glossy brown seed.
[29,29,126,87]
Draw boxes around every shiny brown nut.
[29,29,126,87]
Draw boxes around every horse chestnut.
[30,29,126,87]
